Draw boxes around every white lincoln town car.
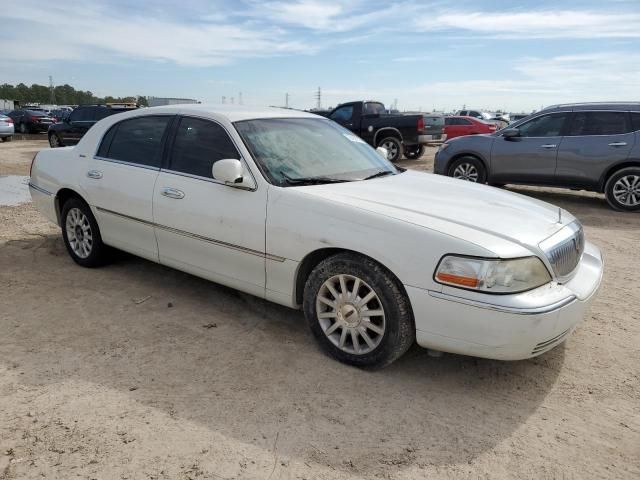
[29,105,603,368]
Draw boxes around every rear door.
[490,112,569,184]
[82,115,174,261]
[556,111,635,187]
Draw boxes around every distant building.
[0,99,16,111]
[147,96,199,107]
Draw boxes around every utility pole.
[222,96,226,104]
[285,92,289,108]
[315,87,321,109]
[238,92,243,105]
[49,75,56,105]
[230,97,235,105]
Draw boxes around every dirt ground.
[1,139,638,480]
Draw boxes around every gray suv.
[434,103,640,211]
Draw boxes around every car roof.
[542,102,640,111]
[120,104,322,122]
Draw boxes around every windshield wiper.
[362,170,396,180]
[280,171,352,186]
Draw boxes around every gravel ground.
[0,139,638,479]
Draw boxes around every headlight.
[434,256,551,294]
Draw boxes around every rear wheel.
[303,253,415,368]
[404,145,424,160]
[378,136,403,163]
[447,156,487,183]
[605,167,640,211]
[61,198,110,267]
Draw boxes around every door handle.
[161,187,185,199]
[608,142,628,147]
[540,144,557,149]
[86,170,102,179]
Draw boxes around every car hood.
[295,170,572,254]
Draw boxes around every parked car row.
[435,102,640,211]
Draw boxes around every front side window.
[566,111,629,136]
[518,113,568,137]
[235,118,397,186]
[330,106,354,122]
[169,117,240,178]
[631,112,640,132]
[99,116,171,168]
[364,102,385,115]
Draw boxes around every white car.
[29,105,603,368]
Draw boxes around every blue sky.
[1,0,639,112]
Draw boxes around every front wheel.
[605,167,640,211]
[447,156,487,183]
[378,136,403,163]
[303,253,415,368]
[61,198,110,267]
[404,145,424,160]
[49,133,63,148]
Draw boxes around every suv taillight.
[417,117,425,131]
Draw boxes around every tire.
[61,197,110,267]
[49,133,62,148]
[447,156,487,183]
[377,136,403,163]
[404,145,424,160]
[303,252,415,369]
[19,122,28,134]
[1,136,11,142]
[604,167,640,212]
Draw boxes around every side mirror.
[212,159,244,184]
[502,128,520,139]
[376,146,388,159]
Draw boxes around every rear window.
[424,116,444,127]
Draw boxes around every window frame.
[93,114,176,171]
[565,110,632,137]
[162,114,258,191]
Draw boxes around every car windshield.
[235,118,398,186]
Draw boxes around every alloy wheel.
[65,207,93,258]
[315,274,386,355]
[381,140,399,161]
[613,175,640,207]
[452,162,479,182]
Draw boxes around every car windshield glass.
[235,118,397,186]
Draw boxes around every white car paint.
[29,104,603,361]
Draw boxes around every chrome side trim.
[28,183,53,196]
[95,206,285,262]
[93,156,160,171]
[428,290,576,315]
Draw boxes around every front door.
[556,111,635,187]
[153,116,267,298]
[82,115,174,262]
[490,112,569,184]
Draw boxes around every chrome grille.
[540,222,584,280]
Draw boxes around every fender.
[373,127,403,146]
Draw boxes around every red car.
[444,116,497,140]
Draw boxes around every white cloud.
[1,1,314,66]
[414,10,640,39]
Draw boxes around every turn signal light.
[435,272,479,288]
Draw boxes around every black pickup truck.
[326,100,431,161]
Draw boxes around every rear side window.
[632,112,640,132]
[459,118,473,125]
[567,111,629,136]
[518,113,568,137]
[330,106,354,122]
[169,117,239,178]
[99,116,171,168]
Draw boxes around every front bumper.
[407,241,603,360]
